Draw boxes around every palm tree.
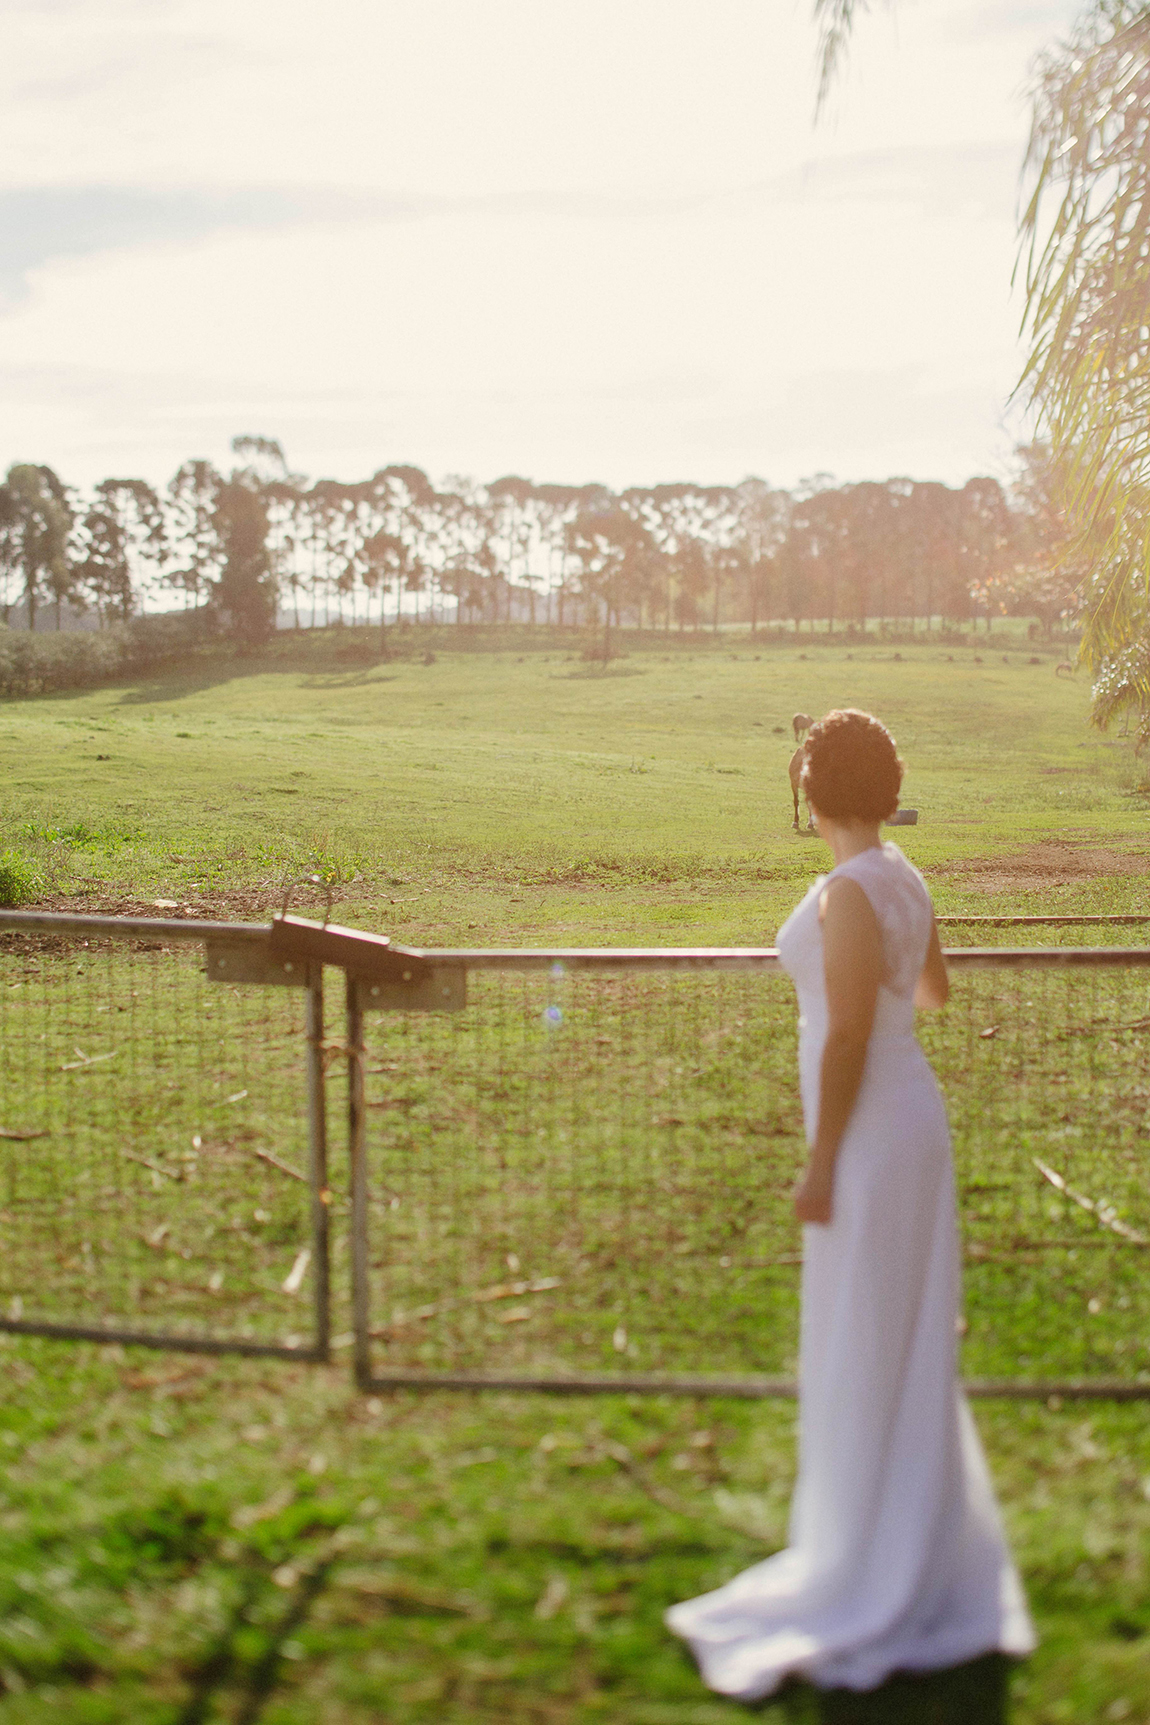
[811,0,886,113]
[815,1,1150,730]
[1019,4,1150,710]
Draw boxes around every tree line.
[0,436,1076,648]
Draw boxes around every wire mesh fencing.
[3,910,1149,1398]
[938,915,1150,948]
[353,959,798,1393]
[355,948,1150,1398]
[0,915,329,1359]
[926,952,1150,1393]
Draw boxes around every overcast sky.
[1,0,1080,495]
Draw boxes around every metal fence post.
[346,973,372,1390]
[305,966,331,1362]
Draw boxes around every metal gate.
[3,909,1149,1400]
[0,912,329,1360]
[349,940,1150,1402]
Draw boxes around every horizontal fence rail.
[938,915,1150,949]
[3,911,1150,1401]
[938,916,1150,925]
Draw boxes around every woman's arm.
[914,917,949,1010]
[793,876,882,1226]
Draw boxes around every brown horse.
[792,711,814,741]
[789,746,814,832]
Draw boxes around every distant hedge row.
[0,613,211,698]
[0,615,1078,701]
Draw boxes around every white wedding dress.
[666,843,1035,1698]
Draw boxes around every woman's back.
[832,842,934,999]
[777,841,937,1129]
[779,841,932,1014]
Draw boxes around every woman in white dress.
[666,708,1034,1701]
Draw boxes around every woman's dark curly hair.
[800,708,903,822]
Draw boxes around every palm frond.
[1018,3,1150,707]
[812,0,889,114]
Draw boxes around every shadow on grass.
[555,665,649,680]
[109,662,405,705]
[798,1654,1010,1724]
[114,661,281,706]
[296,670,399,689]
[233,1562,331,1725]
[174,1572,262,1725]
[669,1651,1011,1723]
[174,1561,331,1725]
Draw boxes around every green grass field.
[1,630,1149,1724]
[2,627,1147,938]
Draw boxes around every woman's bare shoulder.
[818,873,878,923]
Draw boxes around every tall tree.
[0,464,72,630]
[488,476,539,622]
[1008,442,1080,637]
[86,480,165,618]
[437,479,497,625]
[958,477,1013,632]
[232,438,308,629]
[734,478,790,633]
[231,435,292,486]
[76,498,131,624]
[533,484,584,626]
[782,475,840,631]
[166,460,223,609]
[566,493,654,657]
[369,466,438,626]
[213,477,277,644]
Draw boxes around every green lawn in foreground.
[0,1347,1148,1724]
[1,630,1149,1722]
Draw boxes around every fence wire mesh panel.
[358,953,1150,1396]
[924,959,1150,1392]
[359,965,803,1391]
[0,921,325,1358]
[4,911,1148,1395]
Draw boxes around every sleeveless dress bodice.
[777,843,934,1139]
[667,843,1034,1698]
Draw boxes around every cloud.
[0,349,1034,497]
[946,1,1080,45]
[8,0,162,9]
[660,362,1013,479]
[752,142,1022,221]
[0,141,1020,310]
[14,29,235,103]
[0,185,430,307]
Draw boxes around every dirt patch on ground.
[17,884,333,923]
[0,885,341,956]
[928,838,1150,894]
